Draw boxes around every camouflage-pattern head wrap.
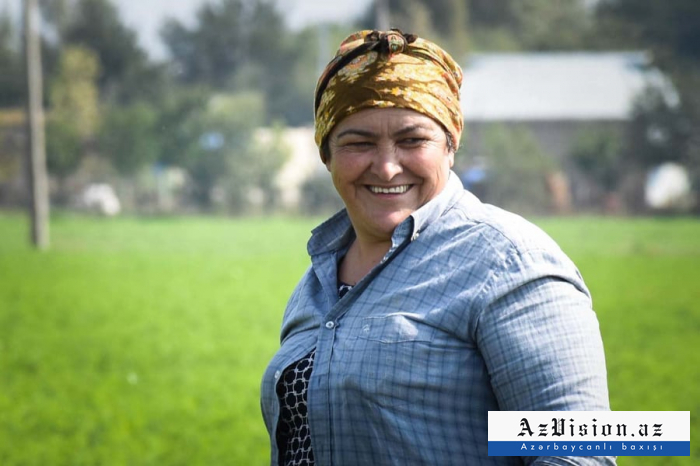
[314,29,463,161]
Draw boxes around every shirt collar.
[307,171,465,257]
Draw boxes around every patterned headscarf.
[314,29,463,161]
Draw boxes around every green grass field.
[0,211,698,465]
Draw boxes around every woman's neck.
[338,238,391,286]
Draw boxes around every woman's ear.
[320,150,331,171]
[321,139,333,170]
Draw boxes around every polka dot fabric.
[275,350,316,466]
[274,283,353,466]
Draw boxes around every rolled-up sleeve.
[475,246,616,465]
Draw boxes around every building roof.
[460,52,673,122]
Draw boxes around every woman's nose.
[371,144,403,181]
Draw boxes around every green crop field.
[0,211,698,465]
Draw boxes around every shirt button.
[325,321,335,329]
[274,370,281,379]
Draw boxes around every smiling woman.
[261,29,616,466]
[327,108,454,255]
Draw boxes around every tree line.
[0,0,698,213]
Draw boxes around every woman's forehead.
[331,108,442,138]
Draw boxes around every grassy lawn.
[0,212,698,465]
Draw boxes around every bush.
[480,124,556,214]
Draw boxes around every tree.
[0,11,24,107]
[161,0,283,87]
[185,91,265,210]
[97,103,160,175]
[595,0,700,212]
[481,124,556,214]
[357,0,456,53]
[596,0,700,66]
[227,122,290,213]
[570,127,623,210]
[50,0,164,103]
[357,0,594,54]
[49,46,100,138]
[150,88,275,211]
[161,0,314,124]
[153,86,211,169]
[46,46,100,180]
[509,0,594,51]
[64,0,143,83]
[464,0,594,51]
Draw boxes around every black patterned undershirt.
[275,282,353,466]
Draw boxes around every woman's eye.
[400,138,425,146]
[345,141,373,148]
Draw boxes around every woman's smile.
[366,184,413,195]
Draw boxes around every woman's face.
[326,107,454,244]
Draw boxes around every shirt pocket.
[358,314,436,343]
[344,313,463,412]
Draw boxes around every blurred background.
[0,0,698,216]
[0,0,698,465]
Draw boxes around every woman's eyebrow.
[334,129,377,139]
[392,124,431,137]
[335,124,431,140]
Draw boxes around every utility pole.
[24,0,49,249]
[375,0,390,31]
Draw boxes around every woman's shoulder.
[446,191,564,259]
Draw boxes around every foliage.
[181,91,265,210]
[0,213,698,465]
[480,124,556,214]
[507,0,594,51]
[93,85,288,212]
[49,46,100,138]
[225,123,292,213]
[62,0,144,87]
[595,0,700,211]
[595,0,700,66]
[160,0,315,125]
[45,46,100,180]
[97,103,160,175]
[570,127,623,193]
[42,0,164,104]
[356,0,468,56]
[625,87,688,169]
[468,0,594,51]
[45,118,83,178]
[161,0,258,87]
[5,0,698,215]
[357,0,595,55]
[0,11,23,107]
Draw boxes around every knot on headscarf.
[367,29,417,55]
[314,29,463,161]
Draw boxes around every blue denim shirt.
[261,173,614,465]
